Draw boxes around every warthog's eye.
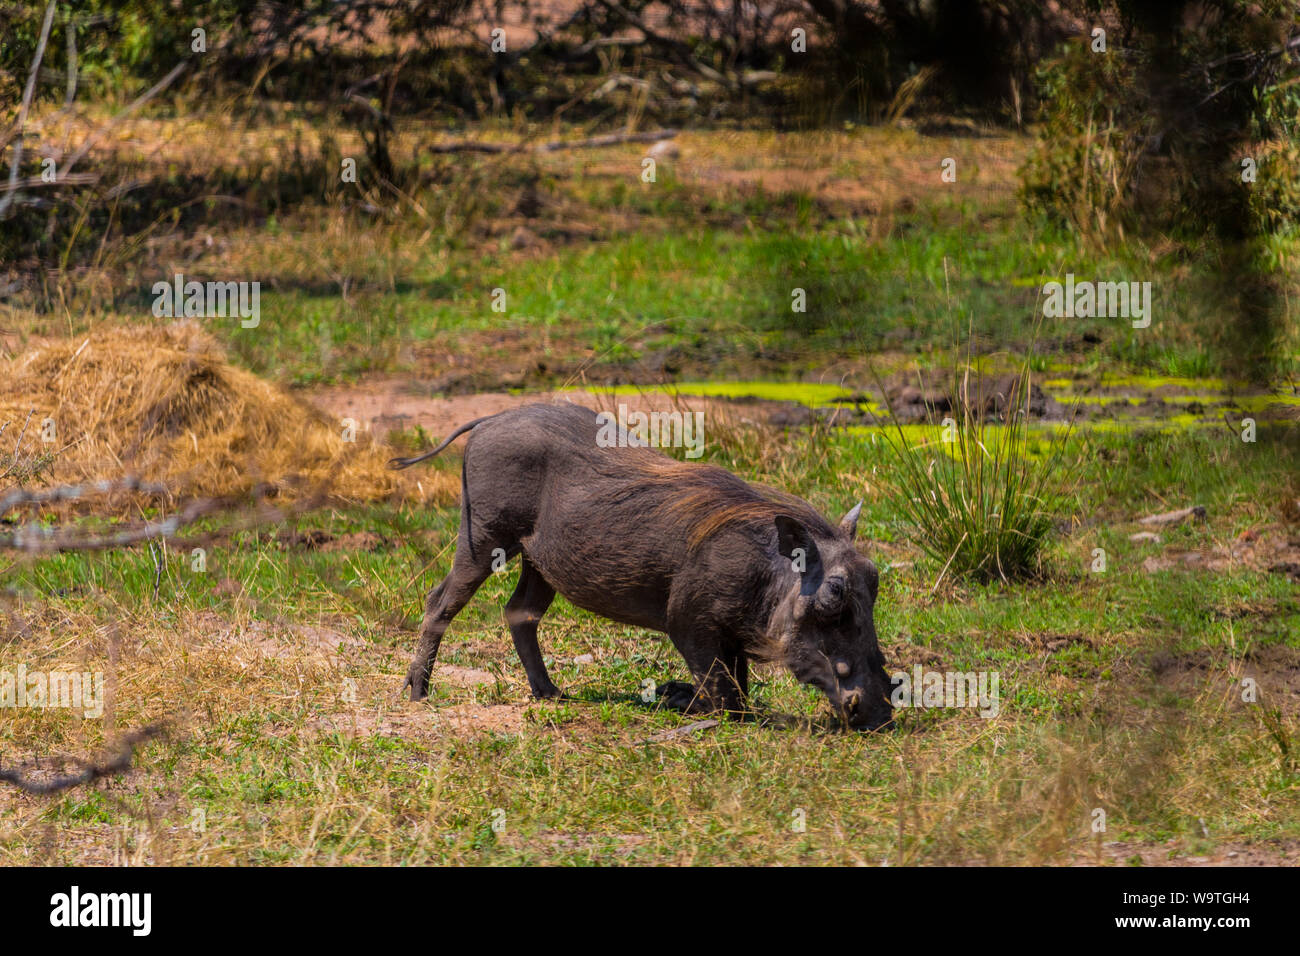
[815,575,848,616]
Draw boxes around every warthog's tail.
[387,414,499,469]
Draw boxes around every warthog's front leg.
[660,630,749,717]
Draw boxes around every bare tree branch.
[0,475,167,514]
[0,724,167,794]
[65,9,77,108]
[593,0,734,90]
[430,127,678,155]
[0,486,331,554]
[0,0,58,219]
[61,60,189,179]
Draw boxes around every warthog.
[390,403,893,730]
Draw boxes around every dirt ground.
[303,377,786,445]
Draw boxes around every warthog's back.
[460,403,831,632]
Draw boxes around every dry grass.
[0,322,457,507]
[1,587,1292,865]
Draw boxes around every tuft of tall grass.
[877,347,1074,584]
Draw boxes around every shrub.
[877,353,1073,583]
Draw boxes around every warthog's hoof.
[656,680,698,712]
[402,675,430,702]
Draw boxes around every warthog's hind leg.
[403,556,493,701]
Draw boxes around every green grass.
[225,218,1240,386]
[2,420,1297,865]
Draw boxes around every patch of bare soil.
[1023,632,1094,654]
[302,369,1128,452]
[312,700,528,740]
[276,529,391,552]
[195,610,364,668]
[306,660,526,742]
[884,642,945,671]
[1073,838,1300,866]
[1146,643,1300,711]
[433,703,528,735]
[304,363,1276,449]
[303,379,788,444]
[1136,526,1300,578]
[496,829,650,857]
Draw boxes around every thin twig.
[0,171,98,194]
[65,10,77,108]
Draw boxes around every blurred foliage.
[0,1,476,95]
[1017,40,1144,241]
[1017,0,1299,381]
[1018,0,1299,244]
[1249,78,1300,233]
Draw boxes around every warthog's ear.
[839,501,863,541]
[774,515,822,579]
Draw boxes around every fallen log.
[430,128,678,155]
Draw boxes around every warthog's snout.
[836,685,894,732]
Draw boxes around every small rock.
[647,139,680,160]
[573,654,595,666]
[1130,531,1163,544]
[1142,556,1172,574]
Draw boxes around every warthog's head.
[768,503,893,731]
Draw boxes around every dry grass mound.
[0,323,456,506]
